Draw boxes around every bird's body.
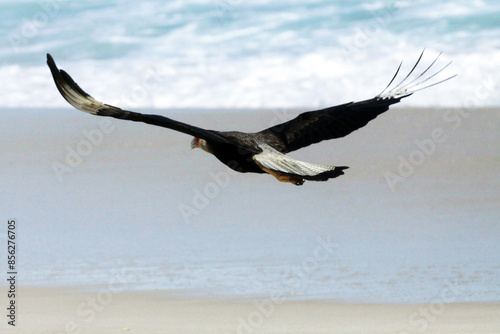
[47,52,454,185]
[197,131,265,174]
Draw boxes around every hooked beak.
[190,138,196,149]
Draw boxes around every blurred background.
[0,0,499,303]
[0,0,499,109]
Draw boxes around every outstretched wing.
[46,54,231,145]
[259,51,455,153]
[259,97,401,153]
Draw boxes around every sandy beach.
[0,286,498,334]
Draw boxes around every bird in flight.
[47,51,454,185]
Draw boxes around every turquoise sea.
[0,0,499,108]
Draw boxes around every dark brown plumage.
[46,52,454,185]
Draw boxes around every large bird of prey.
[47,52,454,185]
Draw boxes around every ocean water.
[0,0,499,109]
[1,0,499,304]
[1,108,499,303]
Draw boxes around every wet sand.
[2,286,499,333]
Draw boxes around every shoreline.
[1,107,499,332]
[2,286,499,333]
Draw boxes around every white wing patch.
[253,144,337,176]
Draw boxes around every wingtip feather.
[377,51,455,100]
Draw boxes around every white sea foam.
[1,0,499,109]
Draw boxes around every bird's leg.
[260,167,305,186]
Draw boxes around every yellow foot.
[261,167,304,186]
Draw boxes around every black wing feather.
[259,97,403,153]
[46,54,231,145]
[259,50,455,153]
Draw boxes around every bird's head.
[191,137,211,153]
[191,137,200,149]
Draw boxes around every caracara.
[47,51,454,185]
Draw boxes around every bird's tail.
[252,144,349,185]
